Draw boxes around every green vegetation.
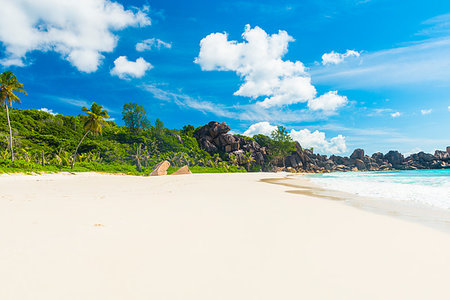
[71,102,109,169]
[270,126,295,167]
[0,71,299,175]
[0,71,27,161]
[0,105,251,174]
[122,102,149,134]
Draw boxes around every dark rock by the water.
[193,121,450,173]
[350,148,364,160]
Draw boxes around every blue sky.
[1,0,449,155]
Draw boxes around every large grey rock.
[384,151,404,167]
[350,148,365,160]
[371,152,384,161]
[194,121,267,168]
[355,159,366,170]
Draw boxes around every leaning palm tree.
[0,71,27,161]
[71,102,109,169]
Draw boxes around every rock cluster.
[194,121,266,166]
[194,121,450,173]
[283,146,450,173]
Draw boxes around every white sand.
[1,172,450,300]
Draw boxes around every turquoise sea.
[307,169,450,209]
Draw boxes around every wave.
[308,170,450,209]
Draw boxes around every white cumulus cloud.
[39,108,57,115]
[110,56,152,79]
[243,122,278,136]
[307,91,348,112]
[321,50,360,65]
[391,112,401,118]
[0,0,151,72]
[195,25,347,112]
[421,109,432,115]
[136,38,172,51]
[290,128,347,154]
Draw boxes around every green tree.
[72,102,109,169]
[155,118,164,130]
[0,71,27,160]
[181,124,195,136]
[270,126,294,167]
[122,102,149,134]
[253,134,273,148]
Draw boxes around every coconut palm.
[71,102,109,169]
[229,154,238,166]
[131,143,145,172]
[0,71,27,160]
[245,152,255,171]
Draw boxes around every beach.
[1,172,450,300]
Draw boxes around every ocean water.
[307,169,450,210]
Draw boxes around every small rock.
[150,160,170,176]
[171,165,192,175]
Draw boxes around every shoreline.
[1,172,450,299]
[265,174,450,234]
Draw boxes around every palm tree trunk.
[71,130,90,169]
[5,102,14,161]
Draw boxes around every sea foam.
[308,169,450,209]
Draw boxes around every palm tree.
[229,154,238,166]
[71,102,109,169]
[131,143,145,172]
[0,71,27,161]
[245,152,255,171]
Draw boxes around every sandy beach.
[1,172,450,300]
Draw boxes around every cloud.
[290,128,347,154]
[43,94,115,113]
[421,109,432,115]
[142,84,334,122]
[391,112,401,118]
[243,122,277,136]
[307,91,348,112]
[39,108,57,115]
[242,122,347,154]
[136,38,172,51]
[0,0,150,72]
[321,50,360,65]
[143,84,238,118]
[195,25,348,112]
[419,13,450,37]
[311,14,450,89]
[367,108,393,117]
[111,56,152,79]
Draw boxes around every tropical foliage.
[0,71,298,175]
[0,71,27,160]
